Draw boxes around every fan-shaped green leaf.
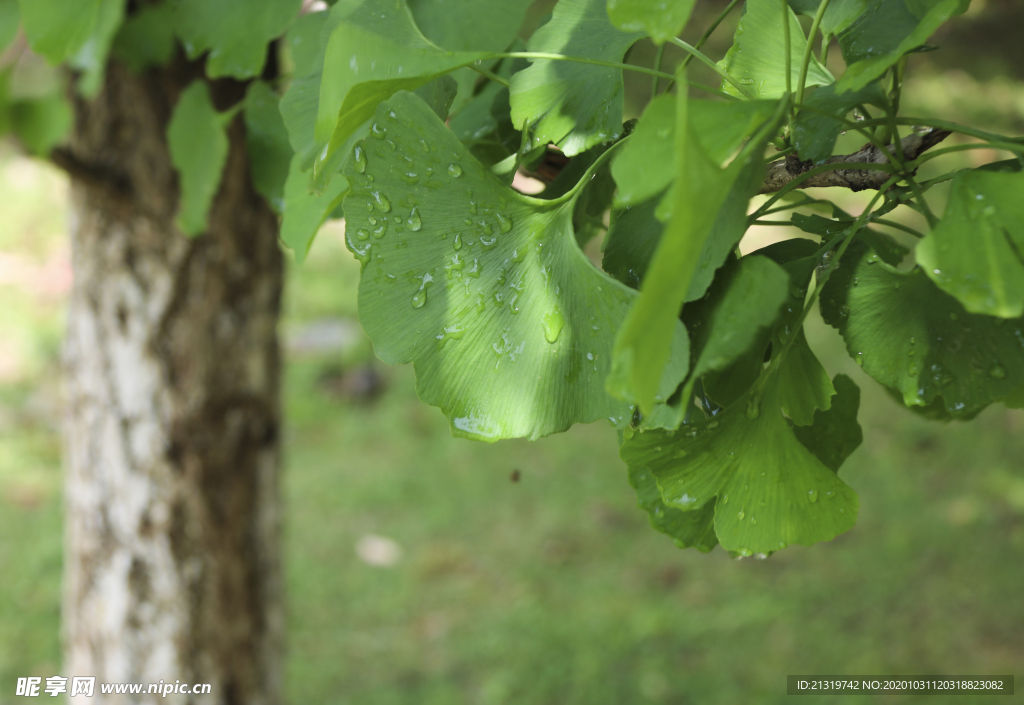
[917,169,1024,319]
[510,0,643,156]
[173,0,301,79]
[167,82,229,237]
[606,0,696,45]
[314,0,488,185]
[820,240,1024,417]
[835,0,968,94]
[280,10,337,170]
[620,372,858,555]
[280,154,349,262]
[342,91,688,440]
[717,0,833,99]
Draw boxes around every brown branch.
[758,128,952,194]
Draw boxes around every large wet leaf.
[820,240,1024,417]
[173,0,301,79]
[606,0,696,45]
[315,0,488,184]
[620,372,858,555]
[510,0,643,156]
[167,82,229,237]
[342,91,687,440]
[835,0,969,93]
[917,169,1024,319]
[717,0,833,99]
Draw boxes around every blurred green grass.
[2,15,1024,699]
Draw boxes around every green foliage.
[173,0,301,79]
[167,82,229,237]
[8,0,1022,557]
[717,0,832,99]
[510,0,643,156]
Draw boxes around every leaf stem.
[469,64,509,88]
[680,0,742,69]
[871,217,925,239]
[652,43,666,99]
[668,38,755,98]
[782,0,792,98]
[796,0,830,106]
[549,137,631,206]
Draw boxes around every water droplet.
[407,207,422,232]
[542,310,565,344]
[353,145,367,173]
[745,396,760,420]
[453,233,463,251]
[468,201,478,215]
[808,489,818,503]
[411,290,427,308]
[370,122,386,139]
[990,364,1007,379]
[738,509,745,520]
[495,212,513,233]
[355,229,370,241]
[372,225,387,239]
[434,323,466,349]
[448,163,463,178]
[371,191,391,213]
[722,494,729,504]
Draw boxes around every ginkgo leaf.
[821,240,1024,417]
[792,374,863,472]
[280,154,349,262]
[510,0,643,156]
[341,91,688,440]
[835,0,969,93]
[717,0,833,99]
[788,0,868,40]
[314,0,488,186]
[167,82,229,237]
[244,81,294,214]
[173,0,301,79]
[628,464,718,552]
[790,211,909,267]
[679,255,790,407]
[792,82,885,164]
[609,81,783,415]
[280,9,338,170]
[917,169,1024,318]
[606,0,696,45]
[19,0,123,95]
[620,371,858,555]
[112,2,176,72]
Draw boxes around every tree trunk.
[61,59,284,705]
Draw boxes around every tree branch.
[758,128,952,194]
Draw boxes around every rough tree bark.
[60,57,284,705]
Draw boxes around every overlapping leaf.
[792,82,885,164]
[112,2,176,72]
[792,374,863,472]
[510,0,643,156]
[315,0,488,184]
[606,0,696,45]
[717,0,833,99]
[244,82,294,214]
[821,240,1024,417]
[173,0,301,79]
[342,91,688,440]
[280,9,337,170]
[167,82,229,237]
[835,0,969,93]
[280,154,349,261]
[917,169,1024,318]
[620,372,858,555]
[629,464,718,552]
[608,83,783,414]
[789,0,868,40]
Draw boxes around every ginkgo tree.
[1,0,1021,700]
